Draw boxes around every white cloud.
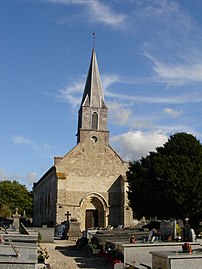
[135,0,194,36]
[163,107,182,118]
[56,71,202,123]
[108,102,133,126]
[26,172,38,188]
[57,80,84,106]
[143,48,202,85]
[13,136,32,145]
[133,1,202,87]
[86,0,127,27]
[102,74,120,90]
[130,119,154,129]
[138,0,179,18]
[40,0,127,28]
[107,87,202,104]
[110,130,168,161]
[0,169,21,184]
[0,169,38,190]
[56,73,121,106]
[12,135,52,158]
[152,57,202,85]
[0,169,25,184]
[0,169,10,181]
[141,0,194,29]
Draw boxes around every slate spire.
[77,49,108,144]
[80,48,107,108]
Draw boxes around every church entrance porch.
[80,193,108,231]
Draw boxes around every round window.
[91,136,98,143]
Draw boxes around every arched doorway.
[80,193,108,231]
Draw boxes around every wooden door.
[85,209,98,229]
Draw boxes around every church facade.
[33,49,133,231]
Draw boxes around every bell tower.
[77,49,109,144]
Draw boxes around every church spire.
[77,49,108,144]
[80,48,107,109]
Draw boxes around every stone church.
[33,48,133,232]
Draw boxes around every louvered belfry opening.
[92,112,98,130]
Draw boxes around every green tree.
[127,133,202,228]
[0,204,11,218]
[0,180,33,218]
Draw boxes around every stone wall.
[33,115,133,231]
[54,131,131,230]
[33,167,57,226]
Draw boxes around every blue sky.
[1,0,202,190]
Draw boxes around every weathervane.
[92,32,96,48]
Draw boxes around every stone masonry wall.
[55,130,131,230]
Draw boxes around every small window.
[92,112,98,130]
[91,136,98,143]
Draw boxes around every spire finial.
[92,32,96,49]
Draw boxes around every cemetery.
[0,211,202,269]
[0,209,51,269]
[84,219,202,269]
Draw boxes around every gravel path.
[40,240,112,269]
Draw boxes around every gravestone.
[0,232,38,269]
[160,220,174,241]
[13,208,21,232]
[182,222,195,242]
[67,221,82,239]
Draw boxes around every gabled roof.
[80,48,107,109]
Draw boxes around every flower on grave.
[182,242,192,253]
[113,259,122,265]
[37,246,49,259]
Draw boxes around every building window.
[91,136,98,143]
[92,112,98,130]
